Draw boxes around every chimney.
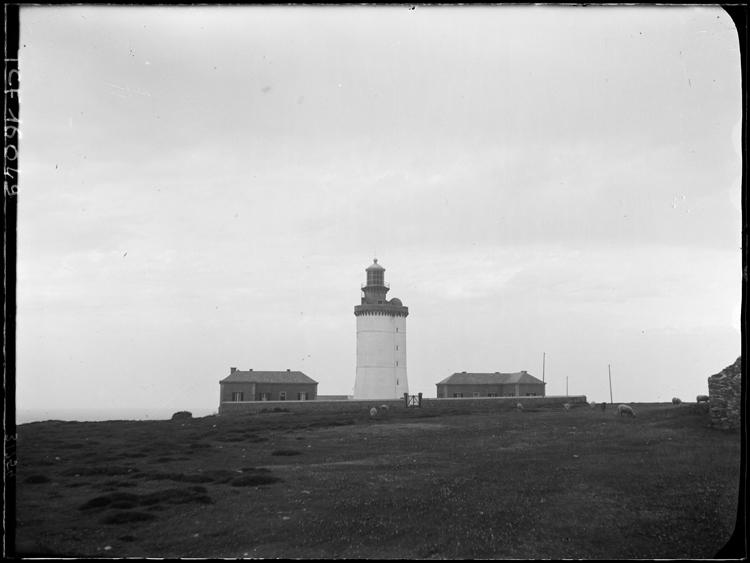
[522,370,527,374]
[230,367,237,373]
[287,369,291,372]
[462,371,466,373]
[249,369,253,371]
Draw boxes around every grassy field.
[12,402,742,559]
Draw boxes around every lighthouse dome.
[365,258,385,272]
[389,297,403,306]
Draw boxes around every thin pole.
[566,376,568,396]
[608,365,613,404]
[542,352,546,383]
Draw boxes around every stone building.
[353,259,409,400]
[219,368,318,404]
[708,356,741,430]
[436,371,546,398]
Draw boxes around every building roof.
[436,371,545,386]
[220,370,318,385]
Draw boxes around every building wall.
[220,382,317,403]
[354,313,408,399]
[220,382,255,403]
[437,383,546,398]
[219,395,587,416]
[708,356,741,430]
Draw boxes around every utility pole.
[608,364,613,404]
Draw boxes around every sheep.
[380,404,390,411]
[564,403,571,411]
[516,403,524,411]
[618,404,636,418]
[369,407,378,418]
[696,395,709,404]
[672,397,682,406]
[600,402,607,412]
[590,401,597,409]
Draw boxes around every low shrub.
[231,474,282,487]
[80,492,140,510]
[140,488,213,506]
[188,442,211,449]
[135,472,215,484]
[109,501,137,509]
[271,449,302,456]
[61,466,139,477]
[102,511,157,525]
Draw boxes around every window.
[453,392,463,398]
[396,345,398,351]
[397,379,399,386]
[298,392,308,401]
[473,392,480,397]
[396,361,398,366]
[279,392,286,401]
[232,392,244,402]
[526,393,536,397]
[487,393,497,397]
[260,393,270,401]
[507,392,515,397]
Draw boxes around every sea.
[14,407,217,425]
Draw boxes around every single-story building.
[436,371,546,398]
[219,368,318,403]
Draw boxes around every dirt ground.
[10,403,743,559]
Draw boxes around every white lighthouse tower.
[353,259,409,400]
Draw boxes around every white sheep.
[618,404,636,418]
[369,407,378,417]
[516,403,523,411]
[564,403,571,411]
[380,404,390,411]
[590,401,597,409]
[696,395,709,404]
[672,397,682,406]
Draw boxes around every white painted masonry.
[353,259,409,400]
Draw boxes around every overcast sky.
[17,6,741,418]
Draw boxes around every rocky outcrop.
[171,411,193,420]
[708,357,741,430]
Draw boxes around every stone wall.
[708,356,741,430]
[219,395,588,416]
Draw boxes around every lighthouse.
[353,259,409,400]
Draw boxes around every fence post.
[418,392,422,408]
[404,392,408,408]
